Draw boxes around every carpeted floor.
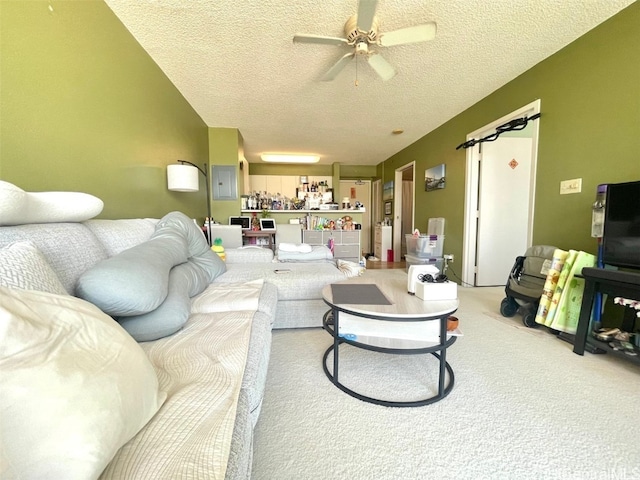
[252,286,640,480]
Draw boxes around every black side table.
[573,267,640,359]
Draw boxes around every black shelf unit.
[585,336,640,366]
[573,267,640,367]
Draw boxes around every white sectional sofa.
[0,212,355,479]
[0,215,276,479]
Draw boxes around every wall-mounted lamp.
[167,160,212,246]
[260,154,320,164]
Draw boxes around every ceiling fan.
[293,0,436,82]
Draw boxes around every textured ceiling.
[105,0,635,165]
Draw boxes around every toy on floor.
[212,237,225,261]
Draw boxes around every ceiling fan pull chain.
[355,55,359,87]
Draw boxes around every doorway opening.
[392,162,415,262]
[340,180,372,257]
[462,100,541,286]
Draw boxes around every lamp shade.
[167,164,199,192]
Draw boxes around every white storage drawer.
[333,244,359,258]
[322,231,340,244]
[303,231,323,244]
[341,231,360,244]
[302,229,360,262]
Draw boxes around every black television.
[601,180,640,269]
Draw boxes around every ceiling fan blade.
[293,34,348,46]
[322,52,355,81]
[379,22,437,47]
[356,0,378,32]
[367,53,396,81]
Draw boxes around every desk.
[573,267,640,362]
[242,230,275,252]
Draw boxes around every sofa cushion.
[276,245,333,262]
[0,241,67,295]
[216,263,347,301]
[100,309,254,480]
[225,246,274,264]
[0,223,109,294]
[0,286,166,480]
[191,279,265,313]
[84,218,158,256]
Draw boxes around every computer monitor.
[229,216,251,230]
[259,218,276,231]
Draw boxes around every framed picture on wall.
[425,164,446,191]
[383,181,394,201]
[384,201,392,215]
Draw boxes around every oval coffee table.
[322,270,459,407]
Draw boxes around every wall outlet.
[444,254,454,262]
[560,178,582,195]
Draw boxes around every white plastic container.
[405,234,444,258]
[427,217,445,235]
[405,254,444,273]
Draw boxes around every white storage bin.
[427,217,445,235]
[405,234,444,258]
[415,281,457,301]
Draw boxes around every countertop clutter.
[243,188,333,211]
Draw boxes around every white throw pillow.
[0,180,103,226]
[0,241,68,295]
[336,259,365,277]
[0,286,166,479]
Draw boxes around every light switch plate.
[560,178,582,195]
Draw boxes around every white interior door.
[462,100,540,287]
[476,137,533,286]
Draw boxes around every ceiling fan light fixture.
[261,154,320,164]
[292,0,436,82]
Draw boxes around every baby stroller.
[500,245,557,328]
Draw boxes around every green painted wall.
[0,0,209,220]
[383,2,640,266]
[339,164,377,179]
